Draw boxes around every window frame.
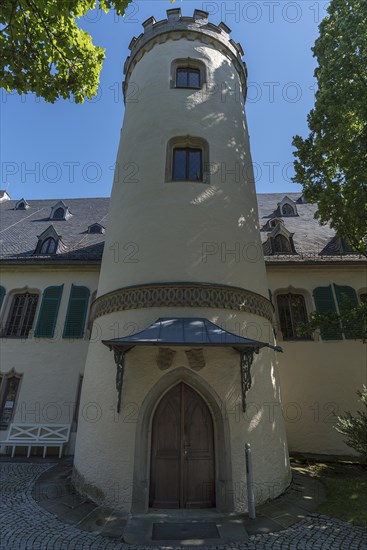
[0,371,23,429]
[272,234,293,255]
[3,291,40,338]
[171,58,206,90]
[281,203,295,217]
[276,292,311,341]
[166,136,210,184]
[172,147,203,182]
[39,237,57,254]
[175,67,201,89]
[52,207,65,220]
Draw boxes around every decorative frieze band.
[91,283,274,323]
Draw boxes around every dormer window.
[277,196,298,217]
[88,223,105,235]
[273,234,292,254]
[15,199,30,210]
[263,222,296,256]
[281,203,295,217]
[49,201,71,221]
[53,207,64,220]
[269,218,283,229]
[39,237,57,254]
[35,225,60,255]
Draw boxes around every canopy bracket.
[240,350,256,412]
[113,348,126,414]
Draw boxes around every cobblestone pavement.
[1,463,366,550]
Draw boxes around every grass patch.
[292,457,367,527]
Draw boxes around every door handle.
[184,444,191,456]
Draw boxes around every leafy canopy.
[292,0,367,256]
[0,1,173,103]
[335,386,367,458]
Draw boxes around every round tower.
[74,9,291,514]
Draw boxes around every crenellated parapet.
[123,8,247,102]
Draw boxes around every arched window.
[360,293,367,304]
[0,372,22,428]
[15,199,29,210]
[282,203,295,216]
[277,293,310,340]
[5,292,39,338]
[52,207,65,220]
[273,234,292,254]
[39,237,57,254]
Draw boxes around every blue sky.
[1,1,329,200]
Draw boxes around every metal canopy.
[102,317,282,353]
[103,318,281,414]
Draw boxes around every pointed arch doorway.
[149,382,216,509]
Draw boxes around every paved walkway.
[0,461,366,549]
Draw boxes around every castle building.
[0,9,366,515]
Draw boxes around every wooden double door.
[150,383,215,509]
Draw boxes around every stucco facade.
[0,7,366,518]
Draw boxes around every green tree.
[0,0,159,103]
[292,0,367,256]
[297,301,367,342]
[335,386,367,459]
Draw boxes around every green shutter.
[313,285,342,340]
[35,285,63,338]
[0,286,5,310]
[334,284,359,340]
[63,285,90,339]
[268,289,273,303]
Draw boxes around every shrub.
[335,386,367,458]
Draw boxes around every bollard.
[245,443,256,519]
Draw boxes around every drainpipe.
[245,443,256,519]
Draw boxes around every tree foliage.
[0,1,132,103]
[297,302,367,342]
[292,0,367,256]
[334,386,367,458]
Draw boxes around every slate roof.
[0,198,109,263]
[0,194,364,264]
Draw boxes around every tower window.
[4,293,39,338]
[39,237,57,254]
[176,68,201,89]
[277,293,310,340]
[172,148,203,181]
[171,59,206,90]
